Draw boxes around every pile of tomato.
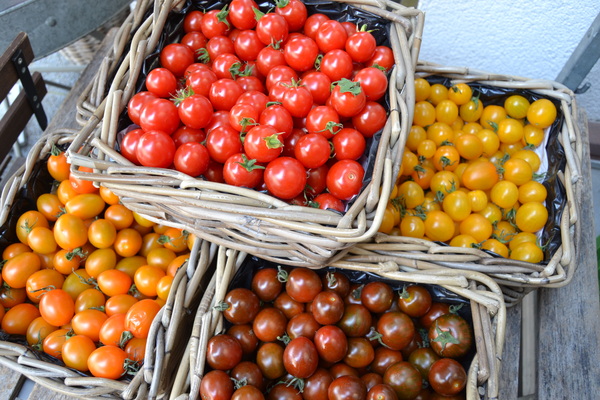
[120,0,394,211]
[0,148,193,380]
[379,78,558,263]
[200,266,474,399]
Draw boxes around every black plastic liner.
[115,0,397,213]
[423,76,566,263]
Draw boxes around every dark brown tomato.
[401,330,423,360]
[419,302,451,330]
[304,368,333,400]
[253,307,287,342]
[428,358,467,397]
[223,288,261,324]
[274,292,305,319]
[377,311,415,351]
[321,271,350,297]
[256,342,285,380]
[251,268,283,302]
[200,370,235,400]
[287,312,321,340]
[230,361,265,391]
[383,362,423,400]
[227,324,259,356]
[398,285,432,318]
[343,337,375,369]
[361,281,394,313]
[337,304,372,337]
[206,334,243,370]
[311,290,344,325]
[231,385,265,400]
[328,375,367,400]
[328,362,359,379]
[367,384,399,400]
[314,325,348,363]
[361,373,383,392]
[344,283,364,305]
[428,314,472,359]
[408,347,441,379]
[267,383,303,400]
[370,347,404,376]
[283,336,319,378]
[285,267,322,303]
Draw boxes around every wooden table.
[1,27,600,400]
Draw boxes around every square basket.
[167,246,506,400]
[66,0,425,267]
[346,61,583,306]
[0,131,218,400]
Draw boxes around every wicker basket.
[346,61,583,306]
[0,131,218,400]
[168,247,506,400]
[75,0,155,127]
[66,0,425,267]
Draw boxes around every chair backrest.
[0,32,47,164]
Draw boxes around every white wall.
[416,1,600,121]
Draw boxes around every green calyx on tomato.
[216,5,231,28]
[431,326,460,355]
[235,154,266,172]
[333,78,362,96]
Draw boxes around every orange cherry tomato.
[2,242,31,260]
[114,229,143,258]
[159,228,189,253]
[125,337,147,362]
[71,309,108,342]
[104,204,134,230]
[65,193,106,220]
[54,213,88,250]
[26,269,65,303]
[479,105,507,131]
[75,288,106,313]
[105,294,139,317]
[134,265,166,297]
[125,299,162,339]
[62,335,97,372]
[527,99,557,129]
[26,316,58,347]
[47,148,71,182]
[99,186,120,205]
[2,252,41,288]
[69,167,98,194]
[88,345,129,379]
[36,193,63,222]
[2,303,41,335]
[43,328,72,360]
[16,210,50,244]
[57,180,79,205]
[97,269,133,297]
[447,83,472,106]
[116,255,147,279]
[39,288,75,327]
[461,160,499,191]
[27,226,57,255]
[99,313,128,347]
[424,210,455,242]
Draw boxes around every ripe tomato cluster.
[380,79,558,263]
[201,266,474,399]
[120,0,394,210]
[0,147,194,379]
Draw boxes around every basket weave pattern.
[67,0,425,267]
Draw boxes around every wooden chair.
[0,32,48,182]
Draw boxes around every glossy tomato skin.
[328,375,367,400]
[398,285,432,318]
[223,153,265,188]
[136,130,176,168]
[253,307,287,342]
[284,35,319,72]
[223,288,261,325]
[173,142,210,177]
[87,345,128,379]
[139,98,180,135]
[429,313,473,358]
[206,334,243,370]
[256,342,285,380]
[428,358,467,396]
[304,368,333,400]
[383,361,423,400]
[314,324,348,363]
[327,159,365,201]
[206,125,244,164]
[287,312,321,340]
[377,311,415,351]
[125,299,161,339]
[285,267,322,303]
[251,267,283,302]
[200,370,235,400]
[264,157,306,200]
[283,336,319,378]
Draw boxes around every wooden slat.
[0,364,25,400]
[588,121,600,160]
[499,304,521,399]
[27,384,79,400]
[536,110,600,397]
[0,32,34,100]
[0,71,47,162]
[520,291,537,397]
